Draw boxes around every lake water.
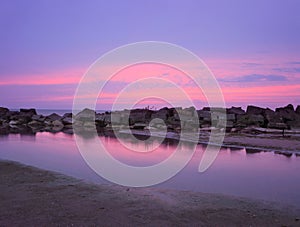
[1,132,300,208]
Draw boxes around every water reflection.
[0,132,300,207]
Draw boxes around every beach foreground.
[0,161,299,226]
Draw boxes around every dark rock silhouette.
[0,104,300,135]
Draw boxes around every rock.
[31,114,46,122]
[9,120,19,126]
[131,123,146,130]
[267,122,288,129]
[62,117,73,125]
[226,121,234,128]
[28,120,44,128]
[63,128,74,134]
[151,107,169,122]
[75,108,95,121]
[275,104,297,122]
[20,108,37,116]
[10,114,32,124]
[202,107,226,112]
[246,105,265,115]
[227,106,246,115]
[52,120,64,128]
[63,113,74,118]
[83,121,96,128]
[5,111,19,120]
[197,110,211,122]
[46,113,62,121]
[276,104,294,112]
[296,105,300,115]
[0,107,9,117]
[129,109,153,125]
[95,114,108,127]
[226,114,236,121]
[237,114,265,127]
[111,111,127,125]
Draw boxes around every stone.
[83,121,96,128]
[52,120,64,128]
[226,114,236,121]
[296,105,300,115]
[151,108,169,122]
[75,108,95,121]
[10,114,32,124]
[63,113,74,118]
[227,106,246,115]
[267,122,288,129]
[129,109,153,125]
[197,110,211,121]
[275,104,297,122]
[237,114,265,127]
[0,107,9,116]
[46,113,62,121]
[32,114,46,122]
[62,117,73,125]
[28,120,43,128]
[246,105,265,115]
[275,104,294,112]
[20,108,37,116]
[9,120,19,126]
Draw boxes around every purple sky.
[1,0,300,110]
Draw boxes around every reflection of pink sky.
[1,58,300,109]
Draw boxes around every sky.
[1,0,300,110]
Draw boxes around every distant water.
[11,109,107,116]
[1,132,300,208]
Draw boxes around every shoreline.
[0,160,299,226]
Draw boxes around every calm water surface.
[1,132,300,207]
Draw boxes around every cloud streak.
[219,74,288,83]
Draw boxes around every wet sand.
[0,160,299,226]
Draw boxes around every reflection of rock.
[246,148,262,154]
[274,150,293,157]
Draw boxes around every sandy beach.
[0,160,299,226]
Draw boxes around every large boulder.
[63,112,74,118]
[151,107,170,122]
[28,120,44,128]
[296,105,300,115]
[10,114,32,124]
[237,114,265,127]
[227,106,246,115]
[246,105,265,115]
[0,107,9,118]
[31,114,46,122]
[20,108,37,117]
[74,108,95,121]
[46,113,62,122]
[62,117,73,125]
[129,109,152,125]
[275,104,298,122]
[197,110,211,122]
[276,104,294,112]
